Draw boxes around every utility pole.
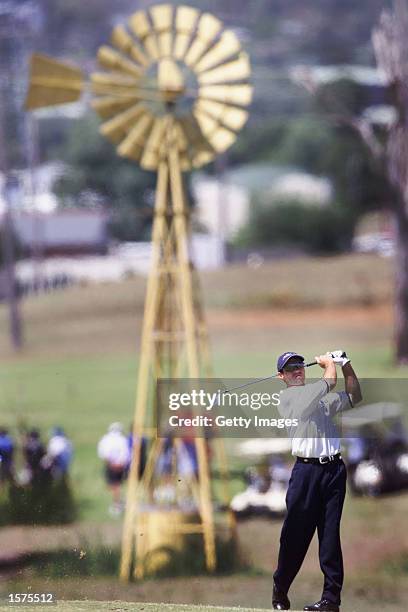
[0,0,24,349]
[215,154,228,265]
[0,175,23,350]
[0,111,23,350]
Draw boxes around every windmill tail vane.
[25,3,252,582]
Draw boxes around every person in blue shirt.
[0,428,14,484]
[42,427,73,479]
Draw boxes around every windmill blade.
[150,4,174,58]
[99,103,147,143]
[129,10,160,61]
[181,118,216,169]
[197,53,251,85]
[179,156,192,171]
[171,120,196,168]
[25,53,84,110]
[169,122,195,171]
[158,58,185,94]
[199,84,253,107]
[184,12,223,67]
[195,99,248,132]
[117,110,155,161]
[179,115,209,149]
[193,109,218,138]
[172,121,189,155]
[173,5,200,60]
[111,25,149,68]
[206,126,237,154]
[91,72,140,97]
[140,116,168,170]
[194,31,241,74]
[218,106,248,132]
[91,95,141,120]
[97,46,143,78]
[193,108,237,154]
[192,149,214,168]
[179,115,215,169]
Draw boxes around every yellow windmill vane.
[25,3,252,581]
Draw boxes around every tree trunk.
[393,195,408,363]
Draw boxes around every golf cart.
[342,403,408,496]
[230,439,291,519]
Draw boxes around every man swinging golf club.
[272,350,362,611]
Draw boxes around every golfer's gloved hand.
[327,350,350,367]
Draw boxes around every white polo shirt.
[97,431,130,467]
[278,379,353,458]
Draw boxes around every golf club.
[222,360,318,395]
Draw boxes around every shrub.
[235,199,356,254]
[2,476,77,525]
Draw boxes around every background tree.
[235,198,356,255]
[294,0,408,363]
[52,115,157,241]
[372,0,408,364]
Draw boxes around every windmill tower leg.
[119,161,169,581]
[120,126,216,581]
[168,138,216,573]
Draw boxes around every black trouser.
[273,458,347,605]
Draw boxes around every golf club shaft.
[222,360,318,395]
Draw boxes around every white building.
[192,163,332,240]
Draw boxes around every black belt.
[296,453,342,465]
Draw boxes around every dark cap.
[277,351,304,372]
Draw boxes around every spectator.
[127,424,147,477]
[156,434,174,477]
[97,422,130,516]
[176,440,198,478]
[41,427,73,479]
[22,429,47,484]
[0,428,14,484]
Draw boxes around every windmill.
[25,3,252,580]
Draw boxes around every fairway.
[0,254,407,612]
[0,603,270,612]
[0,254,406,521]
[0,253,401,521]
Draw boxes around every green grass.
[0,346,404,523]
[0,254,407,612]
[0,355,138,521]
[0,253,405,521]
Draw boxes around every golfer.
[272,350,362,612]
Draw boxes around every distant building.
[192,175,250,241]
[192,163,332,240]
[352,211,395,257]
[10,209,109,256]
[0,164,62,215]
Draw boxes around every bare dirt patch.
[208,304,392,330]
